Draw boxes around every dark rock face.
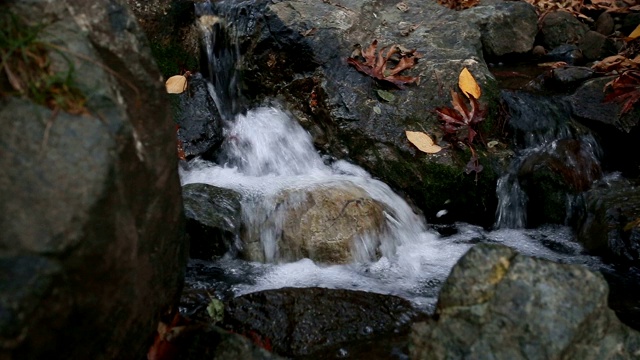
[183,184,242,260]
[176,74,225,159]
[539,11,589,50]
[0,1,187,359]
[224,287,418,357]
[573,178,640,262]
[462,2,538,58]
[213,0,504,225]
[410,244,640,359]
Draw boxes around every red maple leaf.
[347,39,422,88]
[435,90,486,145]
[604,70,640,115]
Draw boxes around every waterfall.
[494,91,602,229]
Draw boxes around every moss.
[150,41,199,79]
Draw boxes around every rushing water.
[179,106,608,312]
[179,3,611,314]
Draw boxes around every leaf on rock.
[604,70,640,115]
[406,131,442,153]
[206,297,224,324]
[165,75,188,94]
[436,90,486,145]
[376,89,396,102]
[458,67,481,99]
[348,40,422,88]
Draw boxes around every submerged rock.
[0,1,187,358]
[224,287,418,358]
[243,184,388,264]
[410,244,640,359]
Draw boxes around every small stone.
[595,11,614,36]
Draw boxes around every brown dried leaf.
[165,75,188,94]
[406,131,442,153]
[458,67,481,99]
[347,40,421,88]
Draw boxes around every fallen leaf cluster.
[524,0,640,22]
[604,69,640,115]
[436,0,480,11]
[435,67,487,174]
[347,39,422,88]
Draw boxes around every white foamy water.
[180,107,607,311]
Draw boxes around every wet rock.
[175,74,224,158]
[243,184,388,264]
[544,44,584,65]
[462,2,538,57]
[0,1,187,359]
[183,183,242,260]
[518,139,602,227]
[224,287,418,357]
[216,0,502,226]
[410,244,640,359]
[551,66,594,87]
[573,177,640,262]
[539,11,589,50]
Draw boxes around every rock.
[462,2,538,58]
[224,287,418,357]
[573,177,640,262]
[621,13,640,35]
[175,73,225,159]
[518,139,602,227]
[551,66,594,87]
[410,244,640,359]
[0,1,187,359]
[183,184,242,260]
[569,77,640,177]
[539,11,589,50]
[544,44,584,65]
[214,0,501,226]
[595,12,615,36]
[125,0,199,77]
[243,184,388,264]
[578,30,616,61]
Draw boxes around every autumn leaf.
[347,40,421,88]
[627,25,640,42]
[458,67,481,99]
[406,131,442,153]
[604,70,640,115]
[436,90,486,144]
[165,75,188,94]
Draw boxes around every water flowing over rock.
[243,184,388,264]
[0,1,187,358]
[224,287,418,358]
[210,0,504,225]
[410,244,640,359]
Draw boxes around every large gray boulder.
[0,1,187,359]
[215,0,503,225]
[410,244,640,359]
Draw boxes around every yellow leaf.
[165,75,187,94]
[628,24,640,40]
[458,67,481,99]
[406,131,442,154]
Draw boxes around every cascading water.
[181,4,609,312]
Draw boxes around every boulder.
[0,1,187,359]
[212,0,502,226]
[539,10,589,50]
[578,30,617,62]
[462,1,538,58]
[243,184,388,264]
[224,287,418,357]
[410,244,640,359]
[183,183,242,259]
